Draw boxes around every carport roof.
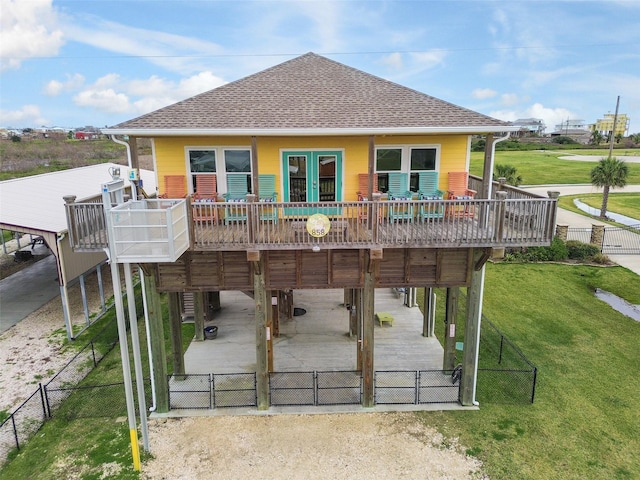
[0,163,156,235]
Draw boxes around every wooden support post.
[461,251,486,406]
[443,287,459,370]
[193,292,205,341]
[254,259,269,410]
[362,261,375,408]
[167,292,185,380]
[355,288,363,371]
[143,267,169,412]
[422,287,435,337]
[346,289,356,337]
[210,291,221,311]
[271,291,280,338]
[267,291,274,372]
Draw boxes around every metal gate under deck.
[167,370,461,410]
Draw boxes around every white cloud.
[73,88,131,114]
[490,102,576,133]
[500,93,520,106]
[0,104,49,126]
[472,88,497,100]
[380,53,404,70]
[72,71,226,116]
[0,0,64,71]
[63,15,225,75]
[410,51,446,69]
[43,73,85,96]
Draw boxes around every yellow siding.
[153,134,470,198]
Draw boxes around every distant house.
[592,113,630,138]
[509,118,545,137]
[65,52,558,414]
[551,119,591,144]
[74,131,99,140]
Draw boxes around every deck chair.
[356,173,382,223]
[192,174,218,223]
[387,172,414,222]
[446,172,477,218]
[417,171,444,219]
[222,175,249,224]
[159,175,187,198]
[258,174,278,222]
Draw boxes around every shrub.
[501,237,568,263]
[552,135,579,144]
[591,253,610,265]
[566,240,600,260]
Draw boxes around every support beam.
[210,291,221,312]
[254,259,269,410]
[167,292,185,379]
[193,292,205,341]
[443,287,459,370]
[362,260,375,408]
[422,287,435,337]
[271,291,280,338]
[346,289,357,337]
[143,267,169,413]
[461,250,486,406]
[355,288,363,371]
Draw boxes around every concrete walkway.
[523,184,640,275]
[0,248,60,334]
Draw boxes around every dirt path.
[141,413,484,480]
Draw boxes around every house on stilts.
[64,53,557,413]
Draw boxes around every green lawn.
[421,263,640,480]
[0,294,194,480]
[469,149,640,185]
[2,265,639,479]
[557,193,640,224]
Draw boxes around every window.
[375,146,438,193]
[409,148,437,192]
[186,147,252,194]
[224,149,252,193]
[375,148,402,193]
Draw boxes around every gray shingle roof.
[107,53,510,134]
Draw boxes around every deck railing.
[65,194,556,253]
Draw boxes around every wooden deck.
[65,197,557,255]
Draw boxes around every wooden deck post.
[461,250,486,406]
[167,292,185,379]
[193,292,205,341]
[362,255,376,407]
[443,287,459,370]
[143,267,169,412]
[347,289,357,337]
[253,257,269,410]
[355,288,362,370]
[422,287,435,337]
[210,291,221,312]
[271,291,280,338]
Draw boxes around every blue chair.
[223,176,249,224]
[417,171,444,219]
[387,172,414,222]
[258,174,278,222]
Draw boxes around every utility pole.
[608,96,620,160]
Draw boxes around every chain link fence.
[0,318,120,466]
[476,317,538,404]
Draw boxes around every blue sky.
[1,0,639,133]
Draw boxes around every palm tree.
[590,157,629,219]
[493,164,523,186]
